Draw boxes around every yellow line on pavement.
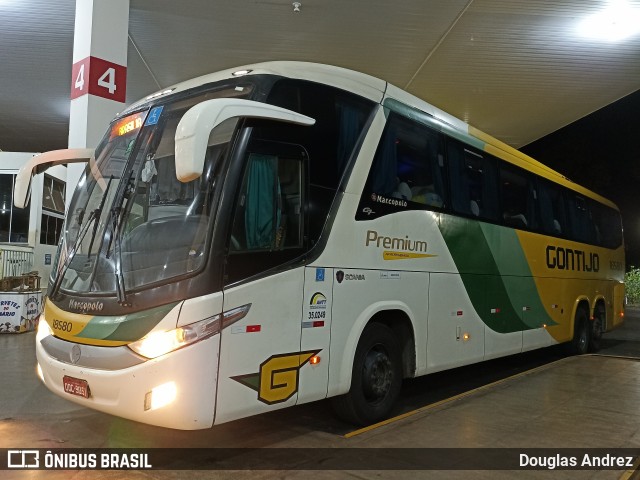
[619,455,640,480]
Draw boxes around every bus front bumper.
[35,332,220,430]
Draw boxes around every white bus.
[18,62,624,429]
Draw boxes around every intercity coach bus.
[16,62,625,429]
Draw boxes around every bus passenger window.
[447,140,498,222]
[567,194,598,245]
[537,179,567,237]
[500,166,535,230]
[364,112,446,211]
[589,200,623,249]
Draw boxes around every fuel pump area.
[2,309,640,478]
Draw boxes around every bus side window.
[365,112,447,210]
[537,179,567,236]
[590,200,623,249]
[567,194,598,245]
[447,139,498,221]
[230,149,304,253]
[267,79,375,244]
[225,140,307,285]
[500,165,536,230]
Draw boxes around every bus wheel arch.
[331,310,414,426]
[367,310,416,379]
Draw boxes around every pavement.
[1,306,639,479]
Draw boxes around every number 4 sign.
[70,56,127,103]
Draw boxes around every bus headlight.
[127,303,251,359]
[128,315,220,359]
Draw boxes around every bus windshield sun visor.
[14,148,95,209]
[174,98,315,183]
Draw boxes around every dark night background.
[520,89,640,270]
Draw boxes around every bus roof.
[125,61,387,112]
[132,61,618,211]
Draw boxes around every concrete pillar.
[66,0,130,208]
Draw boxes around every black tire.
[331,322,403,426]
[565,308,591,355]
[589,305,604,352]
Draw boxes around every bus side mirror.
[174,98,315,182]
[14,148,94,209]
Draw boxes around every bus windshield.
[53,86,249,298]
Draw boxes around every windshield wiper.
[106,171,135,306]
[50,176,114,300]
[87,176,113,258]
[108,204,130,306]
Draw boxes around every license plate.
[63,375,91,399]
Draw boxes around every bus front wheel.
[331,322,402,426]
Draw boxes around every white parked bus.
[18,62,624,429]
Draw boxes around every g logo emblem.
[232,350,321,405]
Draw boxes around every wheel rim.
[592,315,603,341]
[362,347,393,403]
[578,322,588,351]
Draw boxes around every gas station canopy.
[1,0,639,152]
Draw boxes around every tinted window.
[267,79,375,242]
[447,140,498,221]
[537,178,568,236]
[363,112,446,212]
[500,165,536,230]
[589,200,623,249]
[567,194,598,244]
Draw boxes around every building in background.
[0,152,67,287]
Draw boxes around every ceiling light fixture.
[577,0,640,42]
[292,2,301,13]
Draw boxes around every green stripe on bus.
[76,302,179,342]
[439,217,556,332]
[479,223,557,329]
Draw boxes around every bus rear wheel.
[331,322,402,426]
[565,307,590,355]
[589,305,604,352]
